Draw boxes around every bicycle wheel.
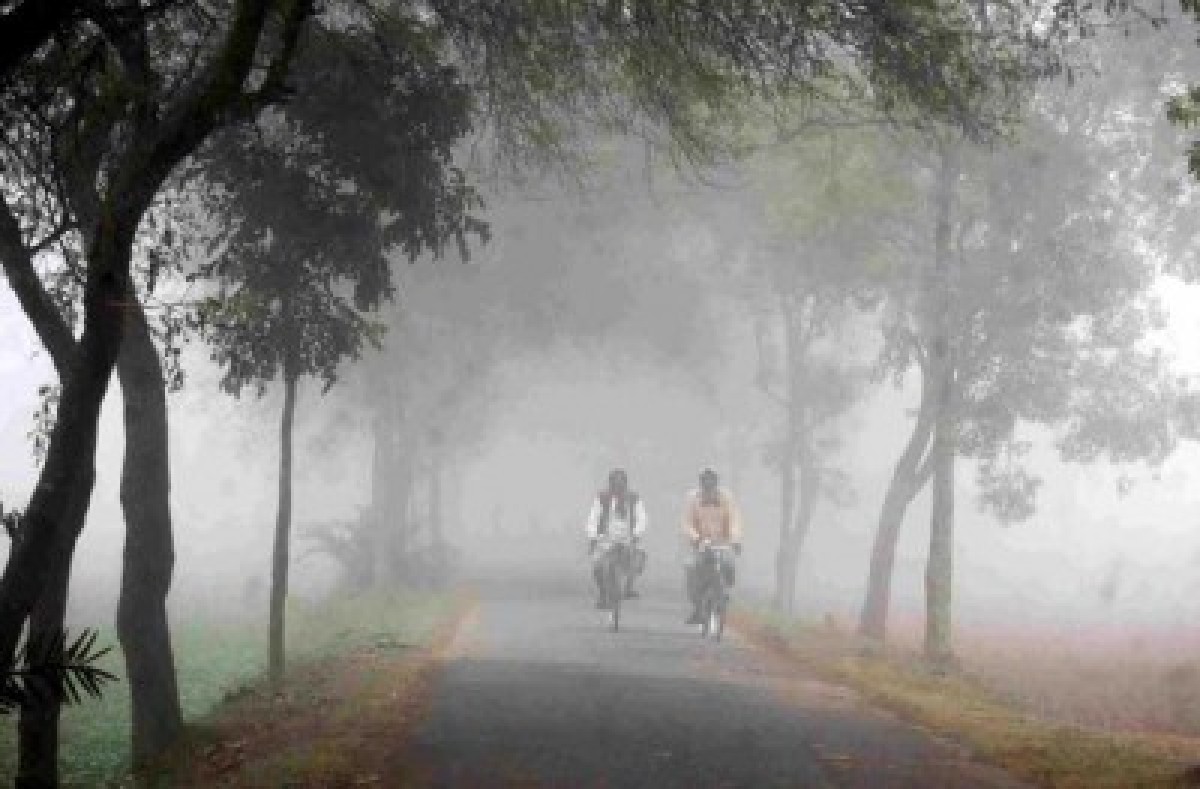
[609,560,621,632]
[712,570,727,640]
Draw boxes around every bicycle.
[594,523,635,631]
[696,541,735,640]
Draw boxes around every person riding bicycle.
[681,467,743,625]
[585,468,648,608]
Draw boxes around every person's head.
[608,467,628,494]
[699,467,719,494]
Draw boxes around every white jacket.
[585,493,647,540]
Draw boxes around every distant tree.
[741,123,913,614]
[859,88,1198,659]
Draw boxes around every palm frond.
[0,627,117,714]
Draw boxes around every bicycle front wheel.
[609,562,621,631]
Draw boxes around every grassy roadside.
[0,589,468,787]
[153,589,473,787]
[732,608,1200,789]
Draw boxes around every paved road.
[402,573,1028,788]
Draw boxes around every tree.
[194,21,482,687]
[0,3,313,780]
[858,65,1199,657]
[0,1,101,85]
[741,123,913,614]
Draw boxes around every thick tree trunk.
[858,379,935,640]
[15,472,92,789]
[17,562,70,789]
[116,305,183,767]
[269,368,298,690]
[0,224,132,673]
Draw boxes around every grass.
[732,607,1200,789]
[0,589,460,787]
[158,591,471,787]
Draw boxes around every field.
[735,607,1200,788]
[0,590,458,787]
[959,622,1200,738]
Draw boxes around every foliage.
[191,18,486,395]
[0,628,116,715]
[439,0,1038,174]
[854,67,1198,524]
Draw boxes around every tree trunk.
[368,409,390,589]
[859,473,912,640]
[0,222,132,673]
[15,471,92,789]
[773,299,801,614]
[392,461,414,583]
[444,455,462,544]
[429,442,444,582]
[924,421,955,664]
[777,444,820,615]
[858,375,936,641]
[269,367,298,690]
[923,136,960,665]
[116,305,183,768]
[772,442,797,613]
[17,563,70,789]
[369,399,402,589]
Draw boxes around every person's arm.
[634,496,648,538]
[726,493,745,546]
[585,497,602,541]
[680,494,700,544]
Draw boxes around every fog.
[13,6,1200,781]
[5,168,1200,639]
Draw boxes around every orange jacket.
[681,488,744,545]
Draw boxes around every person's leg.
[592,557,607,608]
[684,557,703,623]
[625,546,646,598]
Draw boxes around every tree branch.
[0,196,77,376]
[0,0,88,84]
[120,0,306,216]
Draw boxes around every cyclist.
[680,467,743,624]
[585,468,648,608]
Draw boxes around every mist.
[8,2,1200,786]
